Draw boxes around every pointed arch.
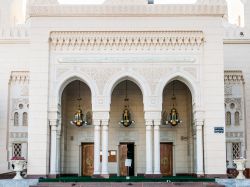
[155,72,200,106]
[103,70,151,108]
[55,72,98,104]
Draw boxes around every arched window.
[235,112,240,126]
[226,112,231,126]
[23,112,28,126]
[14,112,19,126]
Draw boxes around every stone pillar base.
[144,174,162,178]
[92,174,103,178]
[101,174,110,178]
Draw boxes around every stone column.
[101,120,109,177]
[50,119,58,175]
[195,120,204,176]
[56,130,61,174]
[153,120,161,175]
[94,120,101,175]
[145,120,153,174]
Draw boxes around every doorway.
[82,143,94,176]
[119,143,135,176]
[160,143,173,176]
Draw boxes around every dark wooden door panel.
[82,143,94,176]
[119,144,128,176]
[160,143,173,176]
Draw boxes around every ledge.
[29,4,227,17]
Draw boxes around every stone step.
[30,182,225,187]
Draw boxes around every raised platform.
[31,182,224,187]
[38,176,216,183]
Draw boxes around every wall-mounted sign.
[214,127,224,134]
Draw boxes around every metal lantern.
[70,81,87,127]
[165,81,182,126]
[119,81,135,127]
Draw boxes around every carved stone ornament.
[50,31,204,51]
[224,70,244,84]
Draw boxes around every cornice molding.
[29,4,227,17]
[9,71,30,83]
[0,26,30,41]
[224,70,244,83]
[50,31,204,51]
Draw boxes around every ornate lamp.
[70,81,87,127]
[119,80,135,127]
[165,81,182,126]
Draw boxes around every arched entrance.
[60,80,93,176]
[161,80,194,176]
[109,80,144,176]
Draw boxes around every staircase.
[30,182,225,187]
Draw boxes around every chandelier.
[70,81,87,127]
[119,80,135,127]
[165,81,182,126]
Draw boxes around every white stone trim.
[29,3,227,17]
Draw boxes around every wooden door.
[82,143,94,176]
[160,143,173,176]
[119,144,128,176]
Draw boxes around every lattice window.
[14,112,19,126]
[13,143,22,157]
[232,142,241,159]
[235,112,240,126]
[23,112,28,126]
[226,112,231,126]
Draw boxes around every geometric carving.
[225,98,242,113]
[50,31,204,51]
[224,70,244,83]
[224,85,232,95]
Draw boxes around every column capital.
[101,119,109,126]
[145,119,153,126]
[153,119,161,126]
[49,119,58,127]
[144,111,161,120]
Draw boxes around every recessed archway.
[60,80,93,176]
[161,80,194,176]
[109,80,144,176]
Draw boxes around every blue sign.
[214,127,224,134]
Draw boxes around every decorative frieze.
[10,132,28,139]
[29,3,226,17]
[224,70,244,83]
[9,71,29,83]
[50,31,204,51]
[0,26,29,43]
[226,132,244,138]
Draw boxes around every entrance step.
[30,182,225,187]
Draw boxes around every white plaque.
[125,159,132,167]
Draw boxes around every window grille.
[13,143,22,157]
[226,112,231,126]
[14,112,19,126]
[235,112,240,126]
[23,112,28,126]
[232,142,241,159]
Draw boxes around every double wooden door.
[119,143,134,176]
[160,143,173,176]
[82,143,94,176]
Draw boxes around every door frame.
[81,142,94,176]
[118,142,135,176]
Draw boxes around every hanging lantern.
[70,81,87,127]
[119,81,135,127]
[165,81,182,126]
